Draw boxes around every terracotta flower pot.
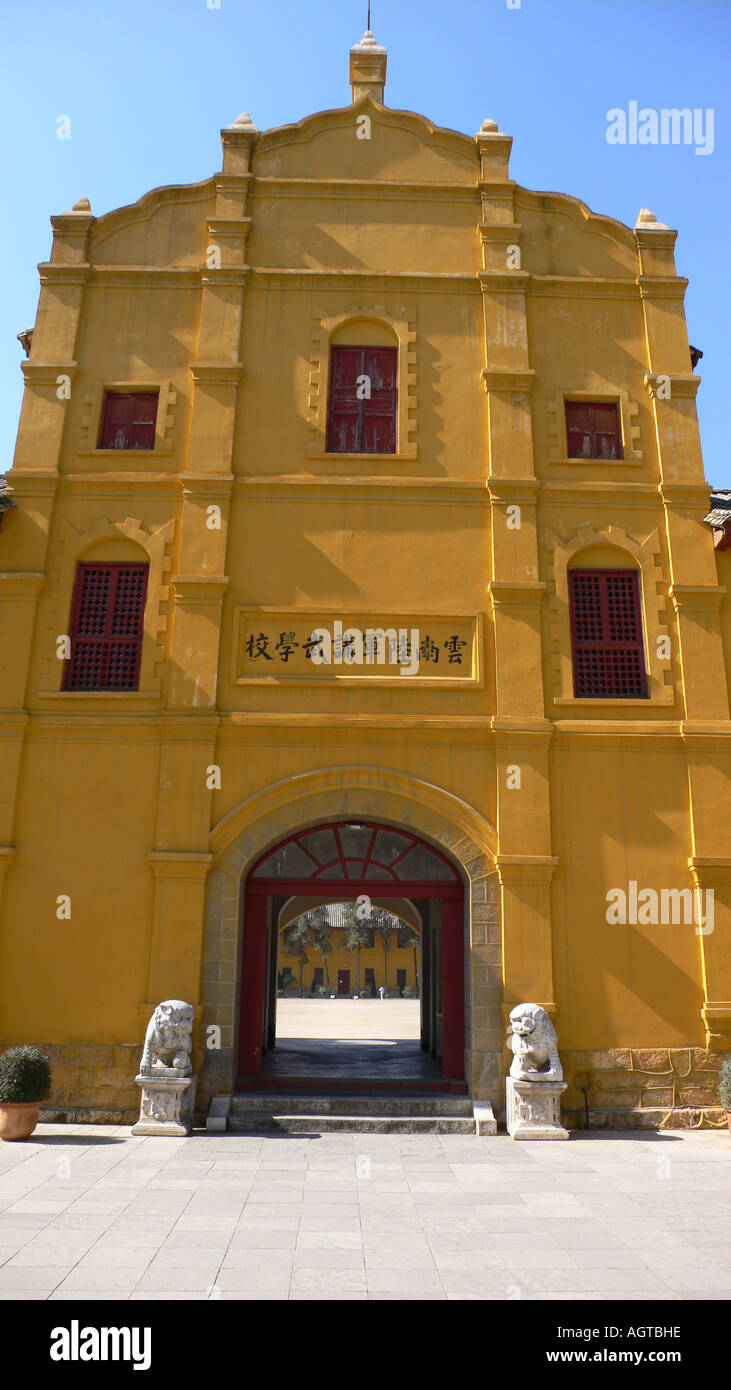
[0,1101,40,1141]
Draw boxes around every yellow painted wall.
[0,35,729,1119]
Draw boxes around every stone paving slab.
[0,1124,728,1300]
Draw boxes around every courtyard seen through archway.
[270,897,432,1084]
[237,821,467,1091]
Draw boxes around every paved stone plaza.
[0,1125,728,1301]
[275,998,421,1040]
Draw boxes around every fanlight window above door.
[250,822,459,882]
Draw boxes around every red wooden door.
[337,969,350,996]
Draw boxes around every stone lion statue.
[507,1003,563,1081]
[140,999,194,1076]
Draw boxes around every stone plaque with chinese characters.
[231,610,482,685]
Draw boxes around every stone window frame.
[546,389,642,466]
[544,522,674,707]
[37,514,174,698]
[307,305,417,461]
[77,380,177,455]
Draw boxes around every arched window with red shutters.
[63,562,149,691]
[327,345,397,453]
[568,568,648,698]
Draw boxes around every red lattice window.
[63,563,149,691]
[327,346,397,453]
[98,391,158,450]
[568,569,648,698]
[565,401,623,460]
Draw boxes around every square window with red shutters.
[327,346,397,453]
[568,569,648,698]
[565,400,623,460]
[97,391,158,450]
[63,563,149,691]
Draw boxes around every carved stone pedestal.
[132,1073,197,1137]
[506,1076,569,1140]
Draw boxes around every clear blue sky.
[1,0,728,485]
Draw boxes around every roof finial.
[350,19,387,103]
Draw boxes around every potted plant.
[0,1046,51,1141]
[720,1059,731,1134]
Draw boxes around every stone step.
[230,1092,473,1117]
[228,1111,477,1135]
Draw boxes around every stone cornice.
[689,857,731,881]
[148,851,214,881]
[701,1001,731,1022]
[251,177,478,202]
[680,721,731,740]
[155,714,221,734]
[540,480,658,502]
[21,362,78,383]
[89,267,201,288]
[189,363,244,386]
[660,481,714,505]
[552,722,683,741]
[1,474,58,495]
[207,219,252,238]
[37,264,90,286]
[477,223,522,241]
[180,473,234,497]
[231,477,487,502]
[637,275,688,298]
[63,472,180,489]
[527,275,639,300]
[487,478,540,500]
[481,368,535,392]
[495,855,559,885]
[668,583,726,609]
[0,572,45,597]
[217,714,496,730]
[478,271,530,292]
[246,268,481,293]
[645,372,700,400]
[172,575,230,603]
[0,847,16,878]
[490,718,553,747]
[488,580,547,608]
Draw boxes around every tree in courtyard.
[281,917,311,998]
[306,905,333,993]
[339,900,374,994]
[400,927,421,994]
[372,905,397,993]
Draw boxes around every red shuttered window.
[98,391,158,450]
[327,346,397,453]
[565,401,623,460]
[63,563,149,691]
[568,569,648,698]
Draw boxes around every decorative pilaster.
[495,856,558,1010]
[477,120,557,1017]
[168,116,256,718]
[637,214,731,1051]
[146,852,214,1005]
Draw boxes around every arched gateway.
[241,821,465,1084]
[198,771,502,1109]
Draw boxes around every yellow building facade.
[1,31,729,1127]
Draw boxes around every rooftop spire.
[350,26,387,104]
